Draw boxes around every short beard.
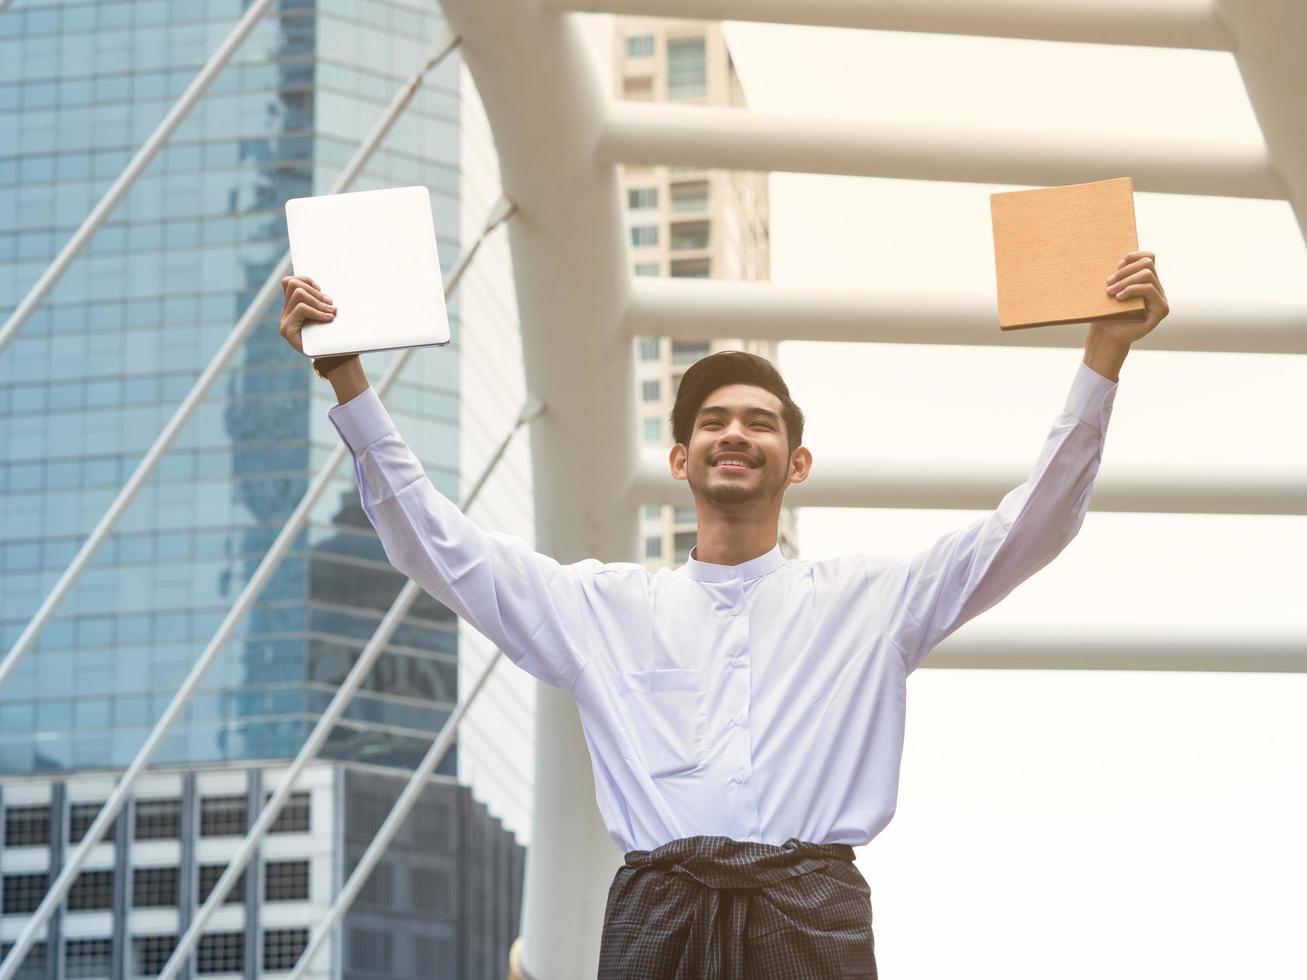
[690,463,775,508]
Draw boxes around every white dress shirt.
[327,359,1118,854]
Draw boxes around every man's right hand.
[279,275,336,355]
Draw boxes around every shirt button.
[729,606,740,616]
[733,769,746,783]
[730,658,742,668]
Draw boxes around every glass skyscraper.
[0,0,465,774]
[0,1,524,976]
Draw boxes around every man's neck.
[692,524,779,567]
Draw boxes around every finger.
[1108,257,1155,284]
[293,301,335,323]
[1111,283,1168,311]
[282,275,307,314]
[1116,251,1155,269]
[290,285,335,315]
[1106,269,1157,294]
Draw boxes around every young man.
[279,252,1168,979]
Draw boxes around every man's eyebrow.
[695,405,782,423]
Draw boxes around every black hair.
[669,349,805,457]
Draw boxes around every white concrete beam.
[632,452,1307,516]
[624,278,1307,356]
[1214,0,1307,241]
[549,0,1230,51]
[599,102,1283,200]
[926,621,1307,673]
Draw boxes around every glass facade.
[0,0,465,775]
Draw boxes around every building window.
[264,860,310,902]
[643,505,662,520]
[196,932,244,975]
[131,936,177,978]
[134,798,181,841]
[641,379,661,402]
[267,792,311,834]
[408,866,452,916]
[349,929,393,975]
[132,867,180,908]
[638,337,661,361]
[2,873,48,915]
[671,340,711,366]
[671,258,711,278]
[199,795,247,837]
[197,865,246,906]
[263,929,308,973]
[671,181,709,212]
[623,76,653,100]
[65,938,112,979]
[69,802,116,843]
[642,418,662,444]
[630,224,658,248]
[4,805,51,846]
[670,220,709,251]
[634,262,660,277]
[645,536,663,559]
[625,34,655,58]
[358,863,393,909]
[0,941,46,980]
[673,506,697,525]
[68,869,114,912]
[627,187,658,210]
[674,531,697,563]
[667,37,707,99]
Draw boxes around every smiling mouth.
[713,461,756,472]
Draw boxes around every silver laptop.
[285,185,452,358]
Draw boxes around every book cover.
[990,176,1147,330]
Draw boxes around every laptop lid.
[285,185,452,358]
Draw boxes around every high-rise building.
[611,18,799,568]
[0,0,526,975]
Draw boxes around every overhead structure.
[438,1,1307,976]
[3,0,1302,977]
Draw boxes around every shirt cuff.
[1063,359,1119,432]
[327,386,395,452]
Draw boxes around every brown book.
[990,176,1147,331]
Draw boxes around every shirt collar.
[682,542,786,583]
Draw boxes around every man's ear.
[788,447,813,485]
[669,443,687,481]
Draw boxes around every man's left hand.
[1090,250,1170,347]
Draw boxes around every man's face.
[673,383,796,508]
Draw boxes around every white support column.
[438,2,636,976]
[546,0,1230,51]
[623,279,1307,356]
[599,101,1283,200]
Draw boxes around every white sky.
[723,21,1307,980]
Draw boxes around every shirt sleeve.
[327,387,591,692]
[883,359,1119,674]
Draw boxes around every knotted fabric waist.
[598,835,877,979]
